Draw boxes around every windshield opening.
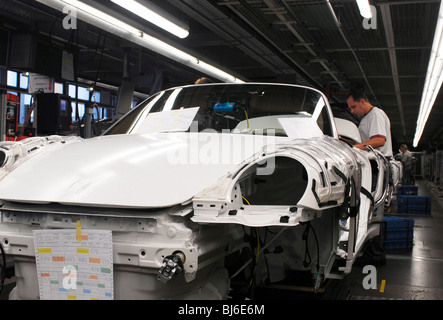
[104,84,330,137]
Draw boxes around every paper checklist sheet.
[33,227,113,300]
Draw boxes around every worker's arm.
[353,135,386,151]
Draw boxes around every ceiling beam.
[325,46,431,53]
[373,0,440,5]
[331,0,439,4]
[325,1,379,104]
[165,0,284,75]
[274,0,346,89]
[217,0,322,87]
[380,3,407,137]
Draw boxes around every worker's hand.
[353,137,386,151]
[353,143,368,151]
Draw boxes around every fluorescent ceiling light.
[413,1,443,147]
[196,61,244,83]
[43,0,243,83]
[326,1,340,27]
[110,0,189,39]
[140,34,243,83]
[60,0,141,36]
[140,33,197,64]
[356,0,373,19]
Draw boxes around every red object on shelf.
[6,136,29,142]
[6,92,18,102]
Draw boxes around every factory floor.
[341,178,443,300]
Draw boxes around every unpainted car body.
[0,83,398,299]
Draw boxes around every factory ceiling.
[0,0,442,152]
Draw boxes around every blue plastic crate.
[384,216,414,228]
[384,239,413,249]
[383,216,414,249]
[406,195,430,203]
[406,207,430,215]
[383,217,414,241]
[398,185,418,195]
[397,195,408,207]
[397,195,431,215]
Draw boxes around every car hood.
[0,133,285,208]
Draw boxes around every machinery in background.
[5,92,19,141]
[0,92,34,142]
[35,93,72,136]
[1,90,109,142]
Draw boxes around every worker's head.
[195,77,213,84]
[400,144,408,152]
[347,90,371,119]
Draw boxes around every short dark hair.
[348,90,369,102]
[195,77,213,84]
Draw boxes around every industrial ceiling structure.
[0,0,442,152]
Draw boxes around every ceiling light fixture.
[38,0,243,83]
[110,0,189,39]
[60,0,141,36]
[356,0,373,19]
[140,33,243,83]
[326,1,341,26]
[413,1,443,147]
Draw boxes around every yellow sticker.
[76,220,82,241]
[77,248,90,254]
[38,248,52,254]
[380,279,386,293]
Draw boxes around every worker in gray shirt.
[400,144,413,185]
[347,90,393,159]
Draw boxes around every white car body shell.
[0,83,398,299]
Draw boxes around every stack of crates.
[397,195,431,215]
[383,216,414,250]
[397,185,418,196]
